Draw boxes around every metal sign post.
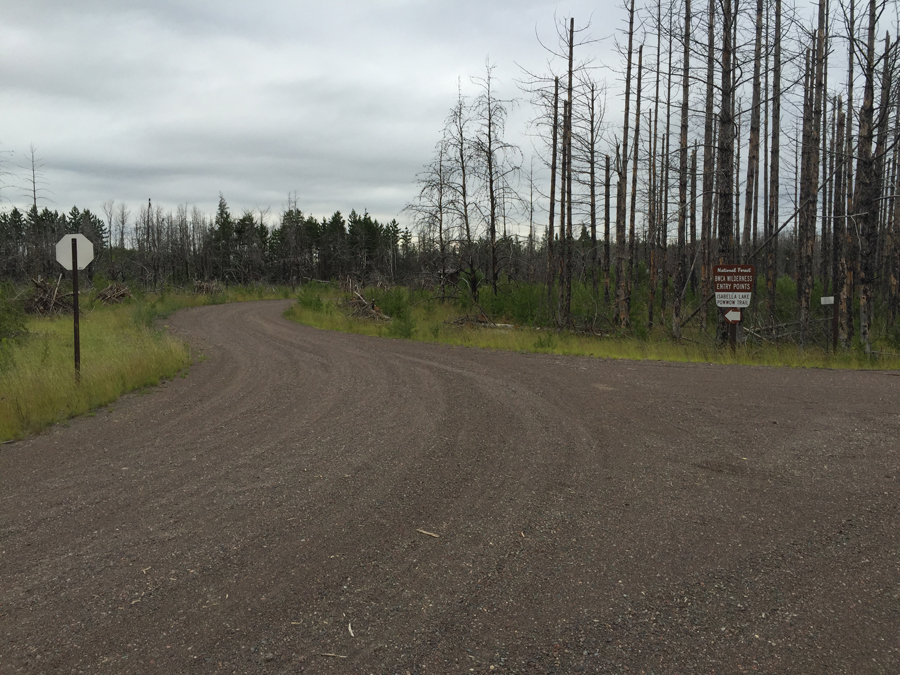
[56,234,94,381]
[72,238,80,379]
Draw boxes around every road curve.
[2,299,899,673]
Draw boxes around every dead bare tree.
[446,84,480,301]
[627,44,644,309]
[741,0,765,265]
[767,0,783,323]
[701,0,718,329]
[716,0,736,344]
[674,0,691,339]
[20,144,51,211]
[616,0,637,329]
[471,60,521,295]
[407,137,453,298]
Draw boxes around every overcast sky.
[0,0,628,230]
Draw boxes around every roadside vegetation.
[284,281,900,370]
[0,283,292,442]
[3,274,897,444]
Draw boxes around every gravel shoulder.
[2,299,899,674]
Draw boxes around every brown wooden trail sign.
[714,264,755,308]
[714,264,755,351]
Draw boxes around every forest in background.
[2,0,900,353]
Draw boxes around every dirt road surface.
[2,300,899,674]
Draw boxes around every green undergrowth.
[284,282,900,371]
[0,304,190,441]
[0,283,295,442]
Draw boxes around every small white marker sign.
[820,296,835,305]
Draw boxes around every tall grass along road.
[2,300,898,673]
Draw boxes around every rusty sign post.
[714,264,755,352]
[56,234,94,381]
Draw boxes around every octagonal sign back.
[56,234,95,271]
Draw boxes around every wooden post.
[832,301,839,352]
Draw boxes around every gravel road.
[2,299,899,674]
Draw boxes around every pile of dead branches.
[24,276,73,316]
[193,280,222,295]
[347,290,391,321]
[95,282,134,305]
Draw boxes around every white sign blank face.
[715,292,751,308]
[56,234,95,271]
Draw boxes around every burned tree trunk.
[558,99,569,325]
[797,45,816,341]
[690,147,698,295]
[853,0,878,356]
[742,0,764,263]
[700,0,717,329]
[547,78,560,317]
[563,18,576,322]
[588,82,600,297]
[844,0,857,343]
[604,155,612,305]
[628,44,644,308]
[674,0,691,338]
[716,0,736,344]
[616,0,637,329]
[766,0,782,323]
[648,0,663,332]
[835,98,849,345]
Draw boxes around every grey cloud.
[1,0,614,227]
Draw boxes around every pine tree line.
[0,195,414,289]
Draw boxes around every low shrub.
[0,294,27,340]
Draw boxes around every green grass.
[284,282,900,371]
[0,284,295,442]
[0,304,190,441]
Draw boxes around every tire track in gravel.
[2,299,898,674]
